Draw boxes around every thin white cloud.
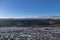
[0,17,25,19]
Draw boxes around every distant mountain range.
[0,16,60,27]
[0,16,60,19]
[40,16,60,19]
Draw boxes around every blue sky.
[0,0,60,18]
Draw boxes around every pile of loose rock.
[0,27,60,40]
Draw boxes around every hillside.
[0,18,60,27]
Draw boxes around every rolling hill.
[0,16,60,27]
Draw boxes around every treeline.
[0,18,60,27]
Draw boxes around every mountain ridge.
[0,16,60,19]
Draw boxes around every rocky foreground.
[0,27,60,40]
